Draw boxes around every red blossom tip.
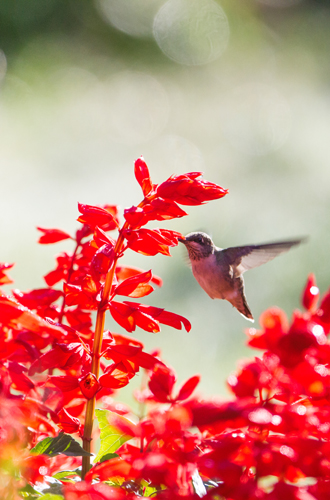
[156,172,228,206]
[302,273,319,312]
[134,156,153,197]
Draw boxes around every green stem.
[81,228,127,478]
[81,197,150,478]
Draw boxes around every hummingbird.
[178,232,305,322]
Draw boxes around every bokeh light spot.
[96,0,164,38]
[38,466,48,476]
[153,0,230,66]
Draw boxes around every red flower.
[99,361,134,389]
[29,342,91,375]
[109,301,191,333]
[148,364,176,402]
[112,270,154,298]
[63,275,101,309]
[77,203,119,230]
[37,227,72,244]
[56,408,81,433]
[46,375,79,392]
[134,156,153,197]
[78,372,100,399]
[124,199,187,228]
[124,228,182,256]
[156,172,228,206]
[0,262,14,285]
[302,273,319,312]
[116,265,162,287]
[0,295,67,339]
[90,243,115,276]
[148,365,200,403]
[12,288,63,310]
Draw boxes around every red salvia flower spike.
[36,227,72,244]
[78,373,100,399]
[302,273,319,312]
[134,156,153,196]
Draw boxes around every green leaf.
[30,433,92,457]
[18,483,41,498]
[94,409,134,463]
[141,479,158,497]
[99,452,119,463]
[52,470,80,483]
[38,495,64,500]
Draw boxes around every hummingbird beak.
[178,237,186,244]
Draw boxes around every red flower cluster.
[6,157,330,500]
[0,158,228,497]
[81,275,330,500]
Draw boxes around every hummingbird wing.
[219,239,305,278]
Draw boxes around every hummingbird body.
[179,232,304,321]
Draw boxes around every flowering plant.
[1,158,329,500]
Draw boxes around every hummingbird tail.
[228,279,254,322]
[234,300,254,322]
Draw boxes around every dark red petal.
[77,203,119,230]
[134,156,153,196]
[78,372,100,399]
[56,408,81,433]
[91,244,115,276]
[36,227,72,244]
[176,375,200,401]
[91,226,116,249]
[156,173,228,206]
[148,364,176,402]
[7,361,35,392]
[126,302,191,332]
[12,288,63,309]
[319,289,330,324]
[109,301,136,332]
[116,265,162,287]
[46,375,79,392]
[99,363,133,389]
[0,262,14,285]
[302,274,319,311]
[0,295,67,340]
[134,309,160,333]
[113,270,154,298]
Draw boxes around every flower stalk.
[81,229,127,478]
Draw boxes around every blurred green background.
[0,0,329,401]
